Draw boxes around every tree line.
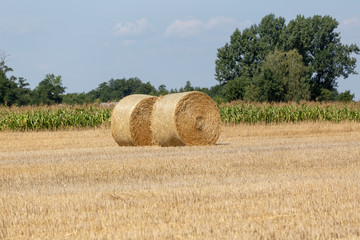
[0,56,65,106]
[0,55,219,105]
[63,79,221,105]
[1,14,359,106]
[0,51,221,106]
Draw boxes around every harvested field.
[1,122,360,239]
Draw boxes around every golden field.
[1,122,360,239]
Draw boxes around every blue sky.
[1,0,360,99]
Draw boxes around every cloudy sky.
[1,0,360,99]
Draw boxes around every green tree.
[88,77,157,102]
[183,81,195,92]
[62,92,89,105]
[0,61,17,105]
[96,82,111,102]
[15,77,31,105]
[31,74,65,105]
[285,15,360,99]
[257,14,286,54]
[157,84,168,96]
[337,90,355,102]
[135,81,156,95]
[255,67,284,102]
[215,38,238,85]
[92,77,142,102]
[0,53,31,106]
[256,49,310,102]
[215,14,286,86]
[243,83,259,102]
[201,85,223,99]
[215,14,359,101]
[317,88,337,101]
[222,75,251,101]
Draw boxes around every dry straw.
[152,91,221,146]
[111,94,158,146]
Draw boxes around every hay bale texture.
[151,91,221,146]
[111,94,157,146]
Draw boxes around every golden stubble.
[1,122,360,239]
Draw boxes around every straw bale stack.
[151,91,221,146]
[111,94,157,146]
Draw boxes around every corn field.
[1,102,360,131]
[0,105,112,131]
[220,102,360,124]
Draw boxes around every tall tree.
[215,14,287,86]
[215,14,359,101]
[256,49,310,102]
[222,75,251,101]
[0,53,31,106]
[0,60,16,105]
[15,77,31,106]
[285,15,360,99]
[215,42,236,85]
[257,14,286,59]
[32,74,65,105]
[157,84,168,96]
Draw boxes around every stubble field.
[1,122,360,239]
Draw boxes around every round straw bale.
[152,91,221,146]
[111,94,157,146]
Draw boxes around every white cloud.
[164,17,246,38]
[165,19,203,37]
[343,17,360,27]
[205,17,239,30]
[113,18,152,37]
